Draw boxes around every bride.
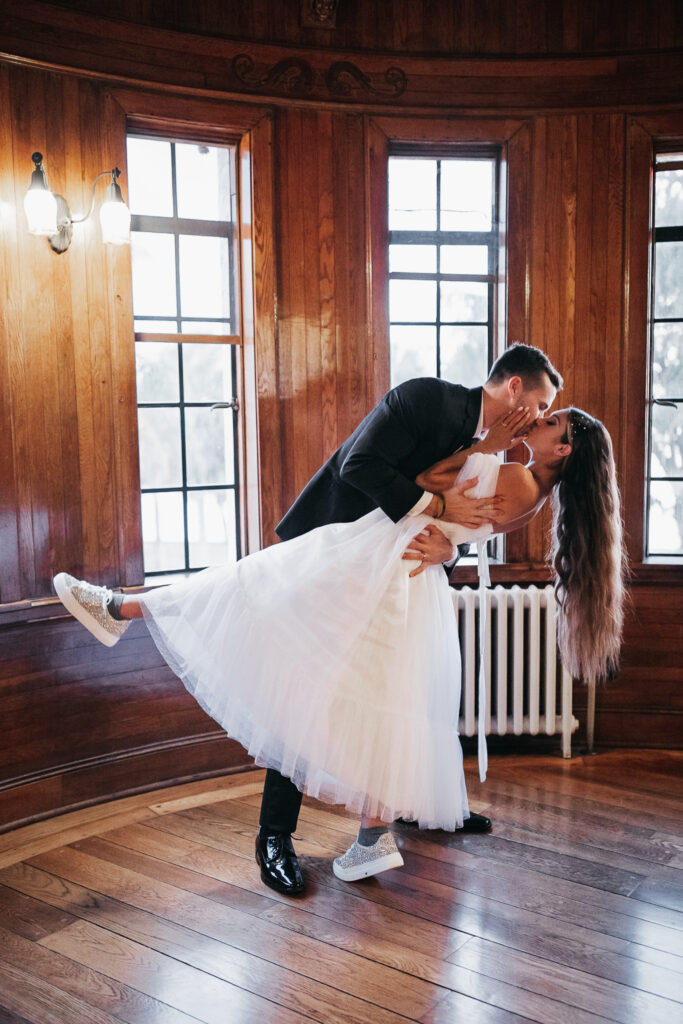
[54,405,625,883]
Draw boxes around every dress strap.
[476,540,490,782]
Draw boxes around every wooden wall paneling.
[17,0,683,55]
[621,119,653,563]
[248,112,279,549]
[276,107,305,520]
[499,121,534,564]
[316,110,338,463]
[76,80,119,584]
[302,111,325,490]
[365,117,390,403]
[100,88,142,587]
[604,115,626,448]
[0,65,23,604]
[335,112,371,427]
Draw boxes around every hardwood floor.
[0,752,681,1024]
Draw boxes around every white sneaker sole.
[332,850,404,882]
[53,572,122,647]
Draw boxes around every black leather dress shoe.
[396,811,492,832]
[255,831,306,896]
[459,811,492,833]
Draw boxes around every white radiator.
[452,584,578,758]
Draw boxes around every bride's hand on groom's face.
[481,406,534,453]
[402,524,454,576]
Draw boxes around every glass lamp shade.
[24,186,58,236]
[100,198,131,244]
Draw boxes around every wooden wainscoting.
[0,606,253,833]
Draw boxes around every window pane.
[648,481,683,555]
[651,402,683,477]
[126,137,173,217]
[138,407,183,488]
[179,235,231,319]
[652,323,683,399]
[188,490,236,568]
[184,407,235,486]
[141,491,185,572]
[182,343,232,403]
[389,159,436,230]
[655,169,683,228]
[441,326,489,388]
[176,143,232,221]
[389,325,437,388]
[389,245,436,273]
[390,279,436,322]
[134,319,178,335]
[441,160,493,231]
[441,245,489,275]
[131,232,177,317]
[181,321,232,335]
[654,241,683,319]
[440,281,488,322]
[135,342,179,403]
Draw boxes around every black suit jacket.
[276,377,482,541]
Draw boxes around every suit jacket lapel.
[439,385,482,455]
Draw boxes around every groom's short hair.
[487,343,563,391]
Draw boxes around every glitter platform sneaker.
[53,572,131,647]
[332,832,404,882]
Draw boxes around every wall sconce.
[24,152,131,253]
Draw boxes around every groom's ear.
[506,374,523,400]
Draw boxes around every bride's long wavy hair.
[549,409,627,681]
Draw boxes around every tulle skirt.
[140,509,469,830]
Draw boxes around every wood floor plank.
[0,1007,33,1024]
[22,852,613,1024]
[0,881,77,940]
[179,799,683,941]
[148,798,683,966]
[74,821,681,1018]
[26,846,445,1020]
[39,919,315,1024]
[84,825,469,960]
[0,959,124,1024]
[0,753,680,1024]
[0,926,204,1024]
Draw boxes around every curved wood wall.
[0,0,681,831]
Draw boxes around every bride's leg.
[333,813,404,882]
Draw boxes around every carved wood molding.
[231,53,407,99]
[2,0,683,112]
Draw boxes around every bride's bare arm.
[490,462,545,532]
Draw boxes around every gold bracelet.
[433,492,445,519]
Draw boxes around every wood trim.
[0,735,254,834]
[2,2,683,116]
[134,334,242,345]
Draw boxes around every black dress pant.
[259,768,303,834]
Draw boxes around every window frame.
[645,147,683,561]
[367,115,541,570]
[128,134,243,579]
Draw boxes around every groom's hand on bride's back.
[441,479,503,529]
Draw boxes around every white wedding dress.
[140,453,499,830]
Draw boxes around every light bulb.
[24,152,58,236]
[100,177,131,245]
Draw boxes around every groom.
[256,343,562,895]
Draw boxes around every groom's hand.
[402,524,454,576]
[440,478,503,528]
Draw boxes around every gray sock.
[357,825,388,847]
[107,593,126,620]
